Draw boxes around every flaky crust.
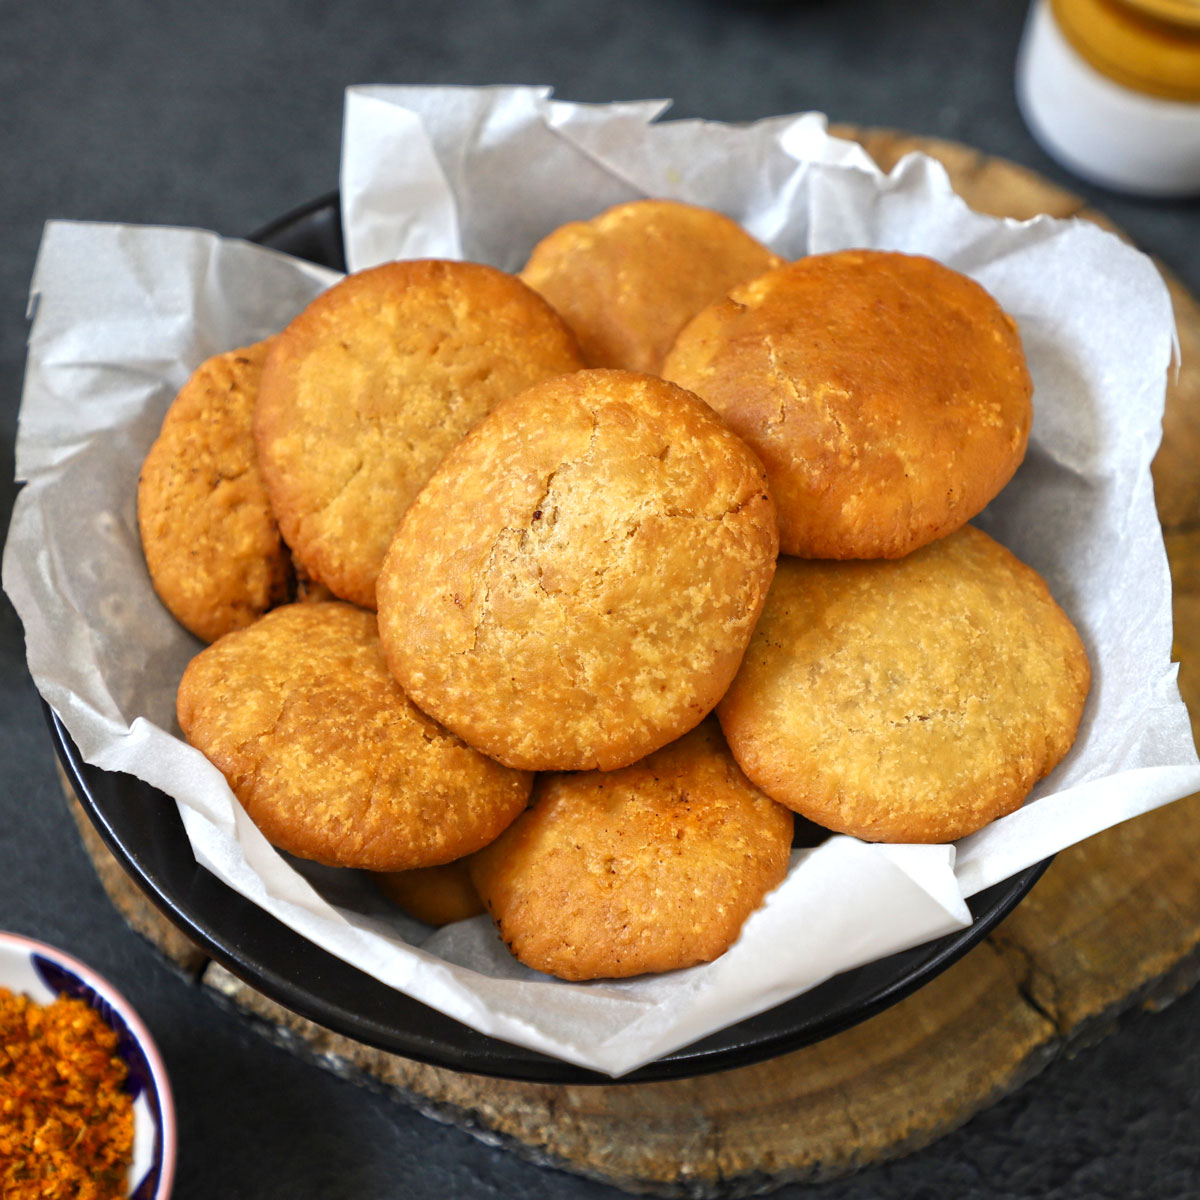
[138,340,290,643]
[717,526,1091,843]
[469,720,794,980]
[520,199,783,374]
[254,259,584,609]
[377,368,779,772]
[662,250,1033,559]
[176,602,531,870]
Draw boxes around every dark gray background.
[3,2,1199,1197]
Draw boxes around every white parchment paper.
[6,85,1200,1077]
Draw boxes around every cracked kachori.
[377,368,779,773]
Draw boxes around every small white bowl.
[0,931,176,1199]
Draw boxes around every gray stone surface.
[3,2,1199,1196]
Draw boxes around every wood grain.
[62,129,1200,1195]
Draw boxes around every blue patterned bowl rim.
[0,931,177,1198]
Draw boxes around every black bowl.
[49,196,1051,1084]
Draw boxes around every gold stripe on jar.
[1051,0,1200,101]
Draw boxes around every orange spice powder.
[0,987,134,1199]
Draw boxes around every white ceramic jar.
[1017,0,1200,196]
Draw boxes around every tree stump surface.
[61,130,1200,1196]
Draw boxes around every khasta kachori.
[138,198,1088,981]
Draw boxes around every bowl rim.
[0,929,178,1199]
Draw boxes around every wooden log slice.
[62,129,1200,1195]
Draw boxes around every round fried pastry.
[374,859,485,926]
[469,720,794,980]
[176,602,532,871]
[255,259,584,609]
[717,526,1091,843]
[519,198,783,374]
[661,249,1033,559]
[377,368,779,772]
[138,340,290,643]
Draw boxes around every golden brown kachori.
[255,259,584,609]
[662,249,1033,560]
[177,602,532,870]
[138,340,290,643]
[717,525,1091,843]
[520,198,782,373]
[469,720,794,980]
[377,368,779,773]
[374,859,486,926]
